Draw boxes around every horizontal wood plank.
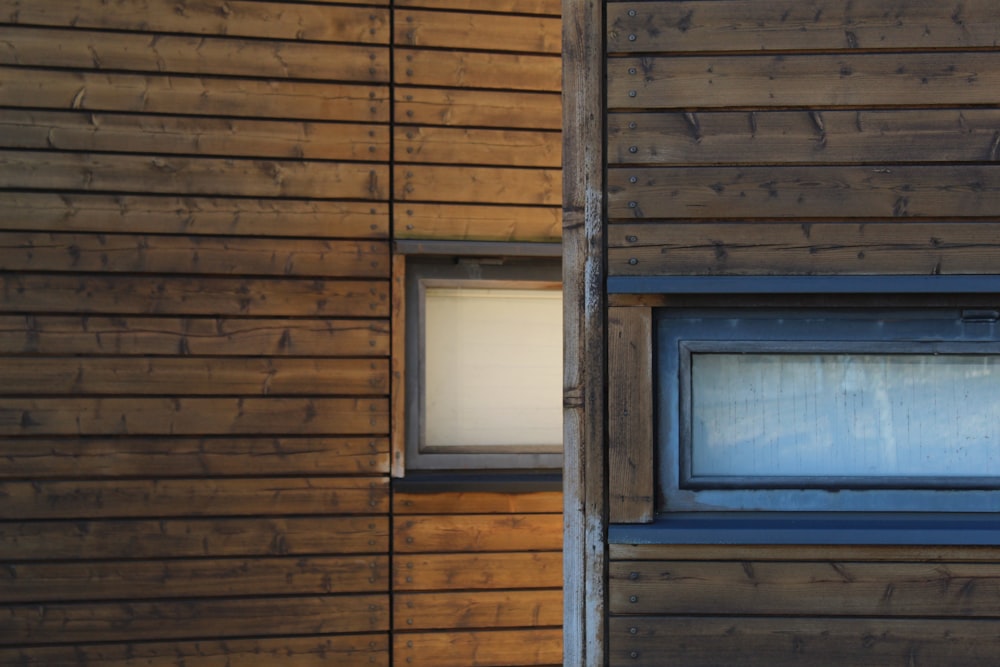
[609,543,1000,562]
[394,490,562,514]
[397,48,560,91]
[0,316,390,357]
[610,616,1000,667]
[2,595,388,645]
[0,193,389,239]
[3,555,388,603]
[396,126,561,167]
[0,436,390,479]
[607,0,1000,53]
[395,165,560,205]
[608,53,1000,109]
[0,0,390,44]
[394,0,560,15]
[396,87,561,129]
[0,274,389,317]
[0,26,390,82]
[395,9,560,53]
[396,589,563,630]
[394,514,563,553]
[395,203,561,242]
[394,628,562,667]
[1,516,389,560]
[0,151,388,199]
[0,110,389,162]
[610,561,1000,617]
[0,397,388,436]
[0,67,389,122]
[0,233,388,277]
[393,552,562,591]
[608,166,1000,220]
[609,222,1000,276]
[0,477,389,519]
[0,635,389,667]
[609,109,1000,166]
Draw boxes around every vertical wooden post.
[390,253,406,478]
[563,0,607,664]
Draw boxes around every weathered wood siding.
[596,1,1000,665]
[0,1,392,663]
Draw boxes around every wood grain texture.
[607,307,653,523]
[0,193,389,239]
[394,514,563,553]
[0,635,389,667]
[393,552,562,591]
[0,316,390,357]
[0,0,391,44]
[394,0,560,16]
[397,48,560,91]
[609,616,1000,667]
[0,67,389,122]
[3,555,388,603]
[395,9,560,53]
[390,253,406,478]
[395,87,561,129]
[394,628,562,667]
[394,203,561,242]
[395,589,563,630]
[394,490,563,514]
[395,165,560,205]
[395,126,561,167]
[0,436,390,479]
[1,516,389,560]
[609,543,1000,562]
[0,477,389,519]
[607,0,1000,53]
[609,222,1000,276]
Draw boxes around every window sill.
[610,513,1000,546]
[393,471,562,494]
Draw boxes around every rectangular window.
[658,307,1000,512]
[406,257,563,471]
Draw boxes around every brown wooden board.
[396,9,560,53]
[0,0,390,44]
[0,635,390,667]
[0,26,390,82]
[0,436,390,479]
[393,552,563,591]
[395,589,563,630]
[607,307,653,523]
[0,477,390,519]
[395,203,561,242]
[0,316,390,357]
[396,87,561,129]
[609,221,1000,276]
[609,543,1000,562]
[394,628,563,667]
[608,109,1000,166]
[610,560,1000,617]
[0,516,389,560]
[607,166,1000,221]
[394,0,560,16]
[0,397,389,436]
[609,616,1000,667]
[0,110,389,162]
[389,253,406,478]
[394,514,563,553]
[3,555,388,603]
[397,48,560,91]
[0,275,389,317]
[0,67,389,122]
[1,594,389,644]
[607,53,1000,110]
[394,490,563,514]
[0,151,388,200]
[395,165,560,206]
[0,193,389,239]
[395,126,561,168]
[607,0,1000,54]
[0,233,388,277]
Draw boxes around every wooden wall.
[0,0,563,664]
[592,1,1000,665]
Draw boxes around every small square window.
[405,257,563,471]
[658,307,1000,512]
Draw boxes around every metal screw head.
[628,34,637,41]
[628,201,637,208]
[629,176,638,184]
[629,146,638,153]
[628,121,637,129]
[628,9,637,16]
[629,258,638,265]
[629,594,639,602]
[631,651,640,659]
[627,235,638,243]
[628,90,637,97]
[630,626,639,635]
[628,67,637,75]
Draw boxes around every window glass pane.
[691,353,1000,479]
[424,286,562,448]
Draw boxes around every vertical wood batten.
[562,0,607,665]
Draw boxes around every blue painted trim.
[608,275,1000,294]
